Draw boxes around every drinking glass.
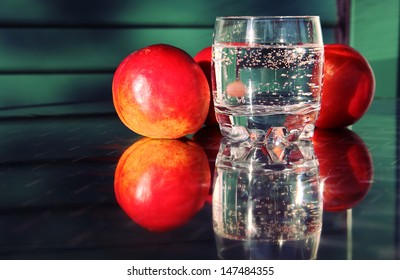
[212,16,324,144]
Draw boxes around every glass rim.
[215,15,320,21]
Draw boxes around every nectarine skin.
[113,44,210,138]
[193,46,218,126]
[316,44,375,129]
[114,138,211,232]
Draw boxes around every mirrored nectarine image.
[114,137,211,232]
[313,128,374,211]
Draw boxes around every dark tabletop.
[0,98,399,260]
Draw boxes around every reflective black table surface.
[0,99,399,260]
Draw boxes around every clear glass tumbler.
[212,16,324,144]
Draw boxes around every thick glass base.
[216,111,317,145]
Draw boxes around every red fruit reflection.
[114,137,211,232]
[193,126,223,204]
[312,128,373,211]
[193,126,223,168]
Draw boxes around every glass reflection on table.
[108,125,375,260]
[212,138,323,260]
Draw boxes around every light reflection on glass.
[212,138,322,259]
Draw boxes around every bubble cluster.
[212,44,323,142]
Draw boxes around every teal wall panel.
[0,74,113,107]
[0,0,338,26]
[0,0,340,117]
[0,28,214,71]
[350,0,399,98]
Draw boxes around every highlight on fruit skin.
[112,44,210,139]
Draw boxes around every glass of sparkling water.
[212,16,324,144]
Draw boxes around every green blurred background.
[0,0,399,260]
[0,0,397,117]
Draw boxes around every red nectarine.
[194,46,218,126]
[316,44,375,129]
[113,44,210,138]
